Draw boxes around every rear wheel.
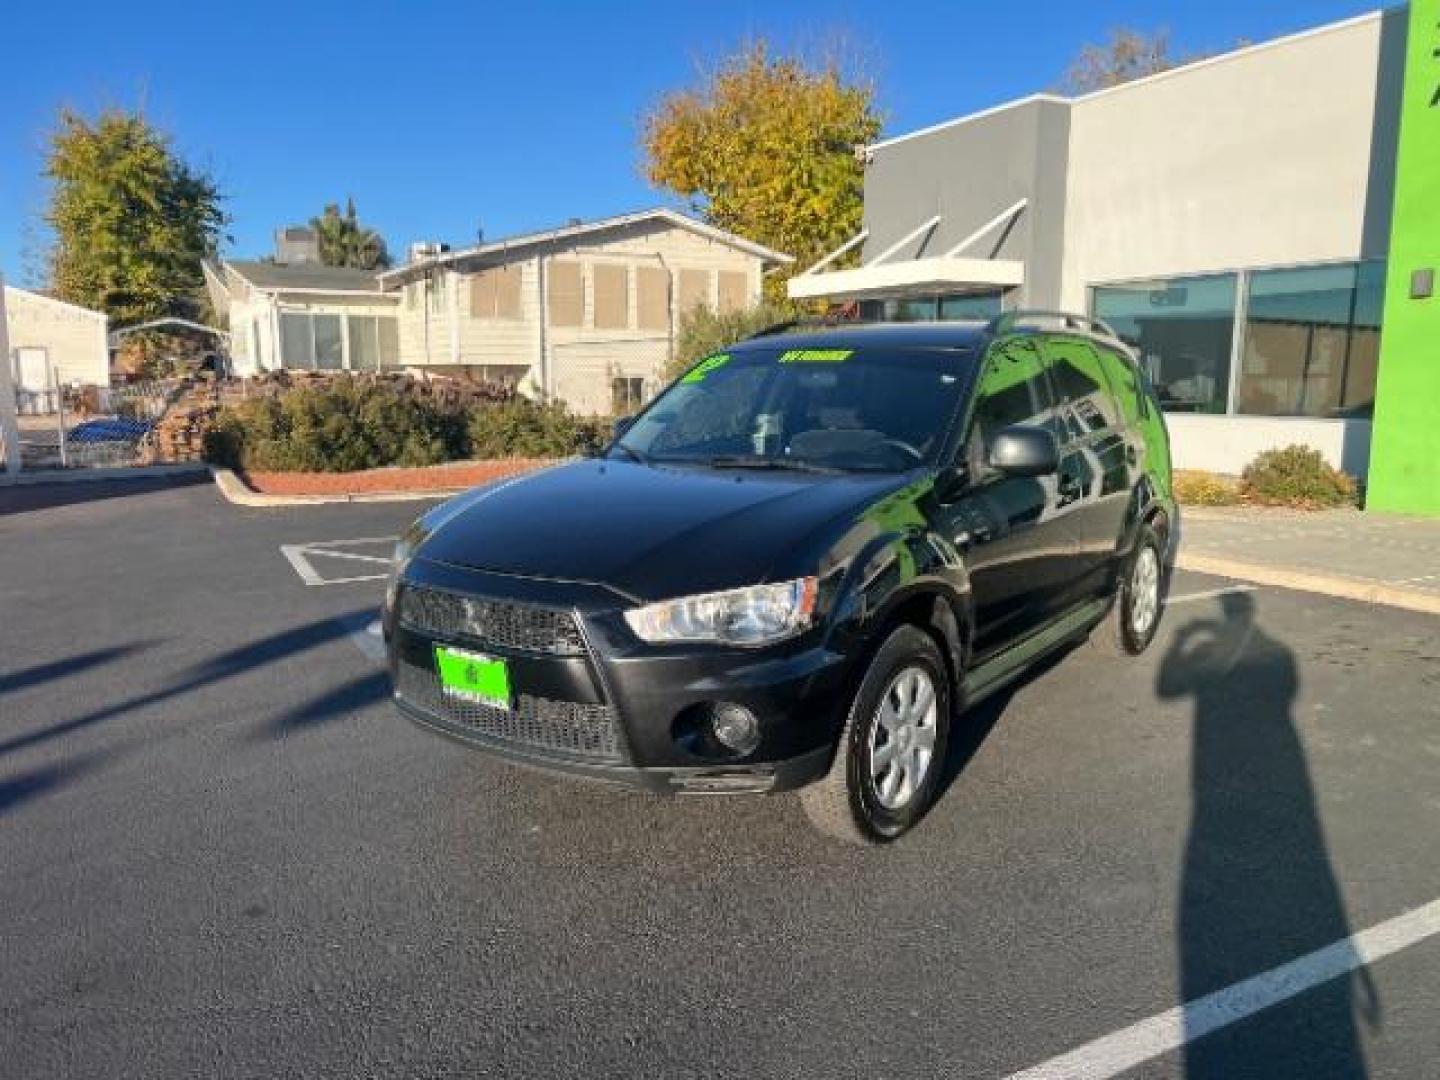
[800,625,951,844]
[1090,523,1166,656]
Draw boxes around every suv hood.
[413,459,911,603]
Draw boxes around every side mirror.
[988,425,1059,477]
[612,415,635,439]
[933,464,970,503]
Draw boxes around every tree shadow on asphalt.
[0,754,105,819]
[0,642,156,696]
[0,613,374,758]
[1159,592,1379,1078]
[253,669,391,741]
[0,473,210,518]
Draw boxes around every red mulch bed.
[241,459,553,497]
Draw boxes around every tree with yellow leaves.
[643,42,882,301]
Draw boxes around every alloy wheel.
[1130,545,1161,638]
[867,665,938,810]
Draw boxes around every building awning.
[787,255,1024,301]
[788,199,1027,303]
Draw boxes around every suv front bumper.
[387,559,851,794]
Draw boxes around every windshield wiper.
[610,443,650,466]
[704,455,843,475]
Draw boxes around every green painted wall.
[1369,0,1440,514]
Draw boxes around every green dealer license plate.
[434,645,511,709]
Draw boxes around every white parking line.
[281,537,398,587]
[1006,896,1440,1080]
[1165,584,1258,606]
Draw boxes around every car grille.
[395,656,624,763]
[398,586,586,656]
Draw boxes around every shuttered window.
[593,264,629,329]
[636,266,670,330]
[717,270,748,313]
[470,265,523,320]
[547,261,583,327]
[678,268,711,313]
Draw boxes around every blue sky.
[0,0,1380,283]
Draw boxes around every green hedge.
[204,376,607,473]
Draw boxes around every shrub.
[205,375,471,472]
[1241,445,1357,509]
[467,397,610,459]
[1173,470,1242,506]
[665,300,795,383]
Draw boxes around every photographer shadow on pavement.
[1158,592,1379,1079]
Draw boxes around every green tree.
[44,108,226,327]
[643,42,881,299]
[311,197,391,270]
[664,300,793,383]
[1062,28,1176,93]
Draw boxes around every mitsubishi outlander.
[384,313,1177,843]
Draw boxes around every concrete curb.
[0,462,209,488]
[1177,552,1440,617]
[210,467,460,508]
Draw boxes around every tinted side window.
[1095,345,1146,426]
[1044,338,1122,436]
[967,340,1059,467]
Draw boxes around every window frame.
[1089,256,1386,420]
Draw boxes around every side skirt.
[960,598,1108,709]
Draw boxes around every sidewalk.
[1178,506,1440,615]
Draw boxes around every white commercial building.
[792,10,1406,478]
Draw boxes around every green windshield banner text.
[681,354,730,383]
[779,349,853,364]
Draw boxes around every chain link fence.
[11,378,195,470]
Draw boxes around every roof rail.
[987,309,1121,341]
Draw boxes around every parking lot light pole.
[0,274,23,476]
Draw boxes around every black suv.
[384,313,1177,843]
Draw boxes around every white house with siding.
[381,208,791,414]
[208,211,789,415]
[203,240,401,377]
[3,285,109,401]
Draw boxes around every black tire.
[1090,523,1167,656]
[800,624,952,845]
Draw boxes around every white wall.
[1166,413,1372,477]
[3,286,109,388]
[1060,11,1399,310]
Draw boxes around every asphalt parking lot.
[2,476,1439,1079]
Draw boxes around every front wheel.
[800,625,951,845]
[1090,523,1167,656]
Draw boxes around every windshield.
[612,345,974,473]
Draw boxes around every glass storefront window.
[1092,274,1237,415]
[856,292,1004,323]
[1238,261,1384,418]
[938,293,1003,321]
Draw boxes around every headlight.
[385,526,425,615]
[624,578,818,646]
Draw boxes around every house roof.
[2,284,107,322]
[379,207,793,285]
[222,260,386,294]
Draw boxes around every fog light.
[710,704,760,755]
